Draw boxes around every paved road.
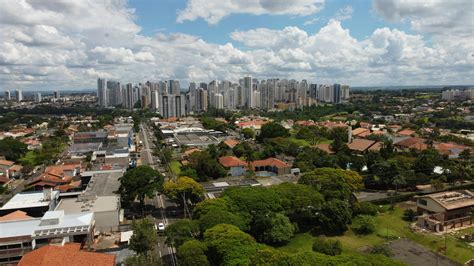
[140,124,178,266]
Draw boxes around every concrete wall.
[95,210,120,232]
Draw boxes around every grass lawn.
[279,206,474,264]
[170,161,181,175]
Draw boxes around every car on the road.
[158,222,165,231]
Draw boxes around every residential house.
[27,164,81,192]
[394,137,428,151]
[415,190,474,232]
[219,156,247,177]
[347,139,378,153]
[18,243,115,266]
[251,158,290,176]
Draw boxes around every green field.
[279,206,474,264]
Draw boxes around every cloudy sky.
[0,0,473,91]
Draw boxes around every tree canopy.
[129,218,158,255]
[118,166,163,211]
[257,122,290,141]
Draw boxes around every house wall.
[416,197,446,214]
[229,166,246,177]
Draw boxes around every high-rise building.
[159,94,186,118]
[151,90,159,110]
[34,92,42,103]
[53,91,60,100]
[214,93,224,109]
[126,83,134,109]
[4,90,11,101]
[244,76,252,108]
[169,80,180,95]
[341,85,350,101]
[97,78,107,107]
[15,89,23,102]
[333,84,341,104]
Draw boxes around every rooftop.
[0,210,32,222]
[251,158,289,168]
[56,196,120,214]
[348,139,376,152]
[219,156,247,168]
[419,190,474,210]
[0,191,59,210]
[18,243,115,266]
[0,211,93,239]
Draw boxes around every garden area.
[278,204,474,264]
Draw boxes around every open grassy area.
[279,206,474,264]
[170,160,181,175]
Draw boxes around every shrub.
[351,215,376,235]
[312,237,342,256]
[370,244,393,257]
[354,202,378,216]
[402,209,417,221]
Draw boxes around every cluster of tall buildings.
[441,88,474,101]
[4,89,23,102]
[97,77,350,118]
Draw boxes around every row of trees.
[163,167,402,265]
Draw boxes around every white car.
[158,222,165,231]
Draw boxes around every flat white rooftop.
[0,211,93,239]
[0,191,59,210]
[213,182,229,187]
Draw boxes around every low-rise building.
[0,190,59,218]
[251,158,290,176]
[415,190,474,232]
[0,210,94,264]
[18,243,115,266]
[219,156,247,176]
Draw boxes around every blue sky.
[131,0,413,45]
[0,0,472,90]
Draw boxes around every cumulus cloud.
[177,0,325,24]
[0,0,472,90]
[373,0,473,37]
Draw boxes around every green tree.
[351,215,376,235]
[129,218,158,254]
[299,168,363,201]
[319,199,352,234]
[198,208,248,232]
[261,213,295,245]
[186,151,227,181]
[193,198,232,219]
[163,176,204,207]
[257,122,290,141]
[203,224,262,266]
[118,166,163,213]
[124,252,161,266]
[271,183,324,229]
[177,240,209,266]
[242,128,255,139]
[312,237,342,256]
[402,209,417,221]
[164,219,200,247]
[0,137,28,161]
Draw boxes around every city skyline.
[0,0,473,91]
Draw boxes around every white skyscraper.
[15,89,23,102]
[214,93,224,109]
[151,90,159,110]
[34,92,42,103]
[97,78,107,107]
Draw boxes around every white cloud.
[373,0,473,37]
[177,0,325,25]
[0,0,472,90]
[334,5,353,21]
[303,17,320,26]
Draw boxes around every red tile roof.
[395,137,427,150]
[0,210,32,221]
[219,156,247,168]
[398,129,416,136]
[348,139,376,152]
[18,244,115,266]
[251,158,288,168]
[0,159,15,167]
[223,139,239,148]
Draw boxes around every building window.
[418,199,427,206]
